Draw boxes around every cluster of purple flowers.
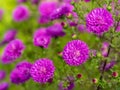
[1,0,118,90]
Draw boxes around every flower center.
[39,67,46,74]
[74,50,80,57]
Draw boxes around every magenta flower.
[10,61,32,84]
[58,76,75,90]
[0,82,9,90]
[38,16,50,24]
[86,8,113,35]
[101,42,109,57]
[46,23,65,37]
[63,40,89,66]
[0,70,6,81]
[33,28,51,48]
[77,24,86,32]
[1,39,25,64]
[13,5,30,22]
[38,2,58,17]
[30,58,55,83]
[84,0,90,2]
[0,30,17,45]
[31,0,39,5]
[17,0,27,3]
[50,4,73,20]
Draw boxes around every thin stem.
[97,17,120,90]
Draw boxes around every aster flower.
[30,58,55,83]
[84,0,90,2]
[38,2,58,17]
[31,0,39,5]
[33,28,51,48]
[10,61,32,84]
[101,42,109,57]
[13,5,30,22]
[50,4,73,20]
[58,76,75,90]
[0,30,17,45]
[17,0,27,3]
[0,70,6,81]
[77,24,86,32]
[38,16,50,24]
[99,60,116,71]
[105,60,116,71]
[63,40,89,66]
[46,23,65,37]
[0,82,9,90]
[86,8,113,35]
[1,39,25,64]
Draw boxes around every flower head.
[46,23,65,37]
[31,0,39,5]
[13,5,30,22]
[38,2,57,17]
[0,70,6,81]
[50,4,73,20]
[58,76,75,90]
[33,28,51,48]
[2,30,17,44]
[1,39,25,64]
[30,58,55,83]
[10,61,32,84]
[17,0,27,3]
[86,8,113,35]
[63,40,89,66]
[0,82,9,90]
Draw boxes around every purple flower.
[63,40,89,66]
[101,42,109,57]
[17,0,27,3]
[0,82,9,90]
[50,4,73,20]
[10,61,32,84]
[46,23,65,37]
[0,70,6,81]
[38,2,58,17]
[84,0,90,2]
[33,28,51,48]
[58,76,75,90]
[13,5,30,22]
[77,24,86,32]
[30,58,55,83]
[86,8,113,35]
[1,39,25,64]
[105,60,116,71]
[116,23,120,32]
[0,30,17,45]
[31,0,39,5]
[38,16,50,24]
[0,9,3,20]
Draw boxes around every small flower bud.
[112,72,118,77]
[92,78,98,83]
[77,74,82,78]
